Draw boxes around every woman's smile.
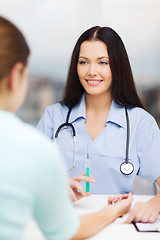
[85,79,103,86]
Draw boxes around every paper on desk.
[134,215,160,232]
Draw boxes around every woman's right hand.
[69,173,95,202]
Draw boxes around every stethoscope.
[54,107,134,175]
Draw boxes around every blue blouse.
[37,94,160,194]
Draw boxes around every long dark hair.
[0,16,30,80]
[61,26,144,109]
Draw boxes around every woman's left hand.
[125,197,160,223]
[126,178,160,223]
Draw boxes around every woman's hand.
[71,193,133,240]
[69,172,95,202]
[107,193,133,218]
[126,179,160,223]
[125,197,160,223]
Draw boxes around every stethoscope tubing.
[125,107,129,164]
[54,106,134,175]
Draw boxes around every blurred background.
[0,0,160,126]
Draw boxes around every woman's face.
[77,40,112,98]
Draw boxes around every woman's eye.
[99,61,108,65]
[79,61,87,64]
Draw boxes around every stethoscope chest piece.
[120,162,134,175]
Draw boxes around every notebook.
[133,215,160,232]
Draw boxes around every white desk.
[23,195,160,240]
[73,194,160,240]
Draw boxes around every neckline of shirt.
[67,94,127,129]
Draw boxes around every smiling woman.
[37,26,160,224]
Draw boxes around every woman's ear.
[8,62,24,91]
